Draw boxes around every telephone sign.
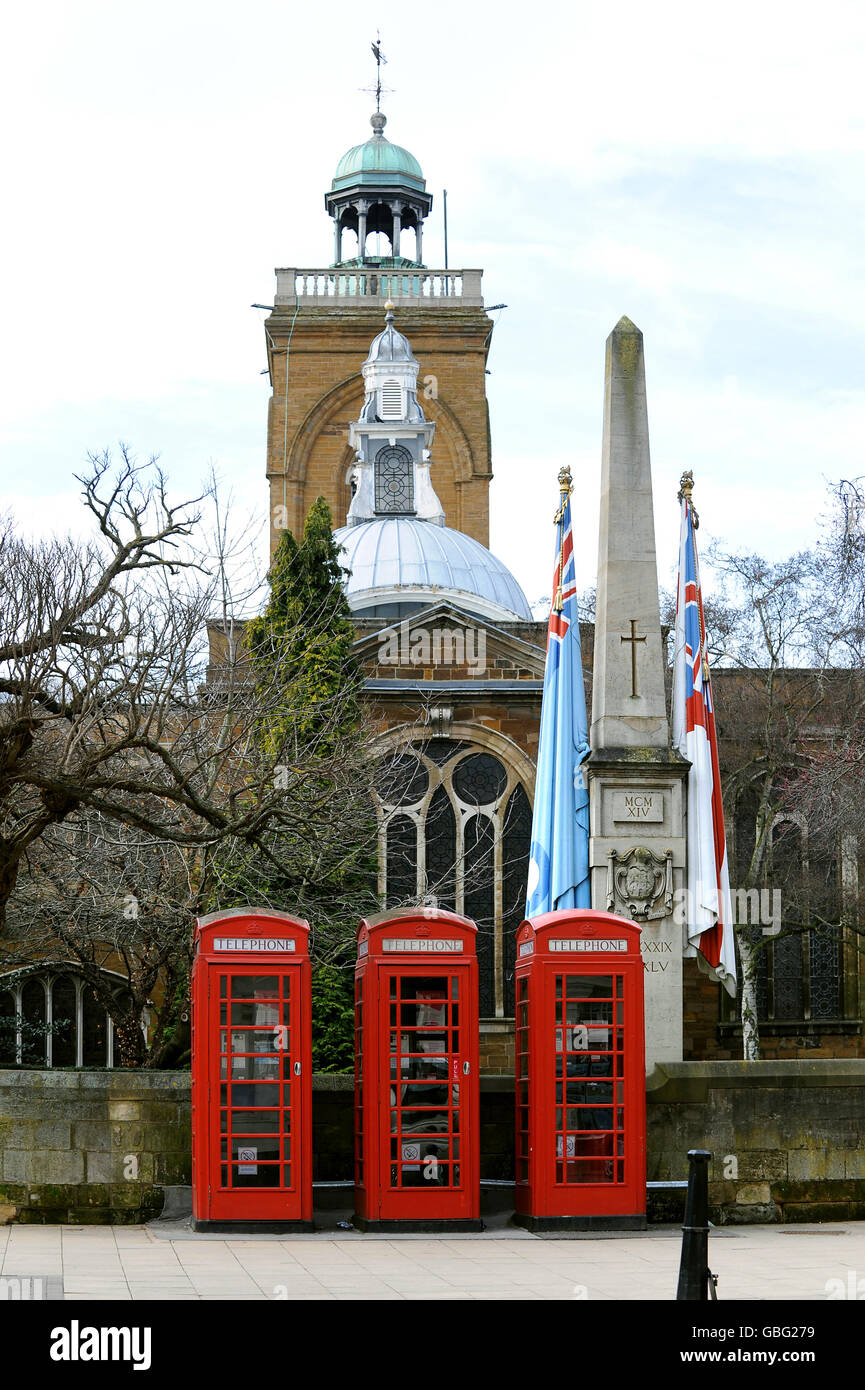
[191,908,313,1232]
[514,909,647,1231]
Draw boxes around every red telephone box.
[191,908,313,1232]
[353,908,482,1232]
[514,909,646,1231]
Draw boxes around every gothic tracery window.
[726,799,845,1026]
[374,740,532,1018]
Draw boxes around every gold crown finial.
[553,466,573,534]
[678,470,699,527]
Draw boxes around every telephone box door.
[543,960,639,1203]
[191,909,312,1232]
[208,963,303,1223]
[378,964,475,1222]
[353,908,481,1232]
[514,909,646,1231]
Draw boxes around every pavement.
[2,1218,864,1300]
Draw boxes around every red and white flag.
[672,486,737,996]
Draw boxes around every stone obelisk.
[587,317,687,1068]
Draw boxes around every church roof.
[334,517,533,622]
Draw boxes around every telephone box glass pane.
[231,1110,280,1134]
[230,976,279,997]
[566,975,612,999]
[231,1000,279,1025]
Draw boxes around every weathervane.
[362,32,393,113]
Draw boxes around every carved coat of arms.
[606,846,673,922]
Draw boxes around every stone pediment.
[352,601,546,682]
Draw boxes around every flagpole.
[673,469,737,996]
[553,466,572,614]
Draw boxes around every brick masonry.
[265,304,495,554]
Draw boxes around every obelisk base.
[587,748,688,1068]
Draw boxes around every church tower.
[263,103,494,555]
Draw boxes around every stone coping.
[0,1068,516,1094]
[4,1059,864,1097]
[647,1059,865,1094]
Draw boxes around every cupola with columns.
[325,110,432,266]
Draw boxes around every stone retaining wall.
[2,1061,863,1224]
[647,1061,865,1223]
[0,1070,189,1224]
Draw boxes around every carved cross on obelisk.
[621,619,646,697]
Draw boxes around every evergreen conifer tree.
[233,499,377,1067]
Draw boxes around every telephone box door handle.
[463,1061,470,1076]
[294,1061,301,1076]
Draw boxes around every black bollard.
[676,1149,713,1300]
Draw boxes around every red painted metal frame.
[354,908,481,1229]
[191,908,312,1230]
[514,909,646,1227]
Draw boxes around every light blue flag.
[525,476,591,916]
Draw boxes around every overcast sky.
[2,0,864,613]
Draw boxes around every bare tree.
[704,532,865,1058]
[0,451,369,930]
[0,453,393,1065]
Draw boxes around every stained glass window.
[453,753,508,806]
[464,814,496,1017]
[377,754,428,807]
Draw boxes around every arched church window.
[375,742,532,1018]
[374,444,413,513]
[0,968,125,1066]
[453,753,509,806]
[82,984,110,1066]
[378,752,428,807]
[808,842,842,1018]
[770,818,804,1019]
[725,801,845,1028]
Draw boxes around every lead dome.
[334,517,533,623]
